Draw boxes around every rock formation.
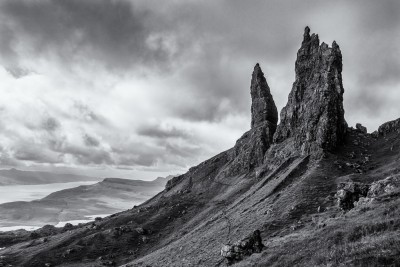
[250,63,278,128]
[378,118,400,136]
[335,182,369,210]
[356,123,367,134]
[273,26,347,155]
[223,64,277,176]
[220,230,264,265]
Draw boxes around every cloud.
[0,0,187,72]
[42,117,60,132]
[137,124,190,139]
[83,134,100,147]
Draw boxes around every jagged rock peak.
[222,65,278,177]
[250,63,278,128]
[273,26,347,155]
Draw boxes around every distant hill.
[0,176,169,227]
[0,168,100,185]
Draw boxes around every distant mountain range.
[0,168,100,185]
[0,176,171,227]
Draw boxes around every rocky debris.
[335,182,369,210]
[250,63,278,128]
[134,227,151,235]
[221,230,264,265]
[274,26,347,156]
[223,64,277,176]
[355,123,367,134]
[368,175,400,198]
[378,118,400,136]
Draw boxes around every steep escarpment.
[1,27,400,267]
[273,26,347,156]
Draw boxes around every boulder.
[335,182,369,210]
[220,230,264,265]
[355,123,367,134]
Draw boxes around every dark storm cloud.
[59,144,114,165]
[14,144,63,164]
[137,124,190,139]
[42,117,60,132]
[5,67,32,78]
[83,134,100,147]
[0,0,180,71]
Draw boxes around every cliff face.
[273,26,347,155]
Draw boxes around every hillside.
[0,169,100,185]
[0,177,168,228]
[0,27,399,267]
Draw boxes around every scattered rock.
[221,230,264,265]
[135,228,146,235]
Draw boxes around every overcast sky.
[0,0,399,180]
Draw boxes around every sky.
[0,0,399,180]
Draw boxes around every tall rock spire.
[223,64,278,176]
[273,26,347,155]
[251,63,278,128]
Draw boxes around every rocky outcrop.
[378,118,400,136]
[220,230,264,265]
[367,175,400,198]
[273,26,347,155]
[223,64,277,176]
[356,123,367,134]
[335,182,369,210]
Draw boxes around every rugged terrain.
[0,177,169,227]
[1,27,400,267]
